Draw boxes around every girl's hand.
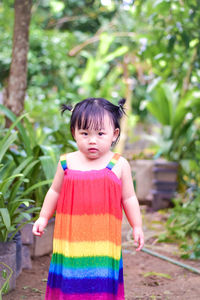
[32,217,48,237]
[133,226,144,251]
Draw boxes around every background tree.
[3,0,32,116]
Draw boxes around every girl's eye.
[98,132,104,136]
[81,132,88,136]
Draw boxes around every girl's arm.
[121,157,144,251]
[32,161,64,236]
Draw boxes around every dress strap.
[60,154,68,171]
[106,153,121,170]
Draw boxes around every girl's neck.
[78,150,113,163]
[69,150,113,170]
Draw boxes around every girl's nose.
[89,136,96,143]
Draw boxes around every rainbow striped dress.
[45,153,124,300]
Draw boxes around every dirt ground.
[4,208,200,300]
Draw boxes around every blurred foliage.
[145,80,200,161]
[159,138,200,259]
[0,104,76,209]
[134,0,200,85]
[0,112,42,242]
[32,0,118,33]
[1,0,199,126]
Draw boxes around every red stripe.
[56,170,122,219]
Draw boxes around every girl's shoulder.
[60,151,77,159]
[110,153,131,180]
[112,155,133,185]
[60,151,78,165]
[116,155,130,169]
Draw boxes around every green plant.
[0,113,52,242]
[0,104,76,208]
[0,261,13,298]
[159,189,200,259]
[145,80,200,161]
[79,32,128,96]
[158,139,200,259]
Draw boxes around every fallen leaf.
[143,271,172,279]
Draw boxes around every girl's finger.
[33,231,42,236]
[32,223,43,236]
[39,225,44,232]
[136,236,144,251]
[133,233,139,245]
[32,224,38,234]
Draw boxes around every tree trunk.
[3,0,32,116]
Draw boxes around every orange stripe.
[54,213,122,245]
[112,153,120,161]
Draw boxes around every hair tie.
[119,103,123,110]
[118,98,126,116]
[60,104,73,115]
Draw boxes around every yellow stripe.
[111,159,117,163]
[60,154,67,161]
[53,240,121,260]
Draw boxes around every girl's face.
[73,113,119,160]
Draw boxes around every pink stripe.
[45,284,124,300]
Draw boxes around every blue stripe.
[47,268,123,294]
[49,263,121,280]
[106,162,115,170]
[119,255,123,269]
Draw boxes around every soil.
[3,207,200,300]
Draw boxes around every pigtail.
[118,98,126,117]
[60,104,73,115]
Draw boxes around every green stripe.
[51,253,120,270]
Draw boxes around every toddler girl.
[32,97,144,300]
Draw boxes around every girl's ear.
[71,128,75,140]
[113,128,120,141]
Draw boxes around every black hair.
[61,97,126,145]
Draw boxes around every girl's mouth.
[88,148,98,152]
